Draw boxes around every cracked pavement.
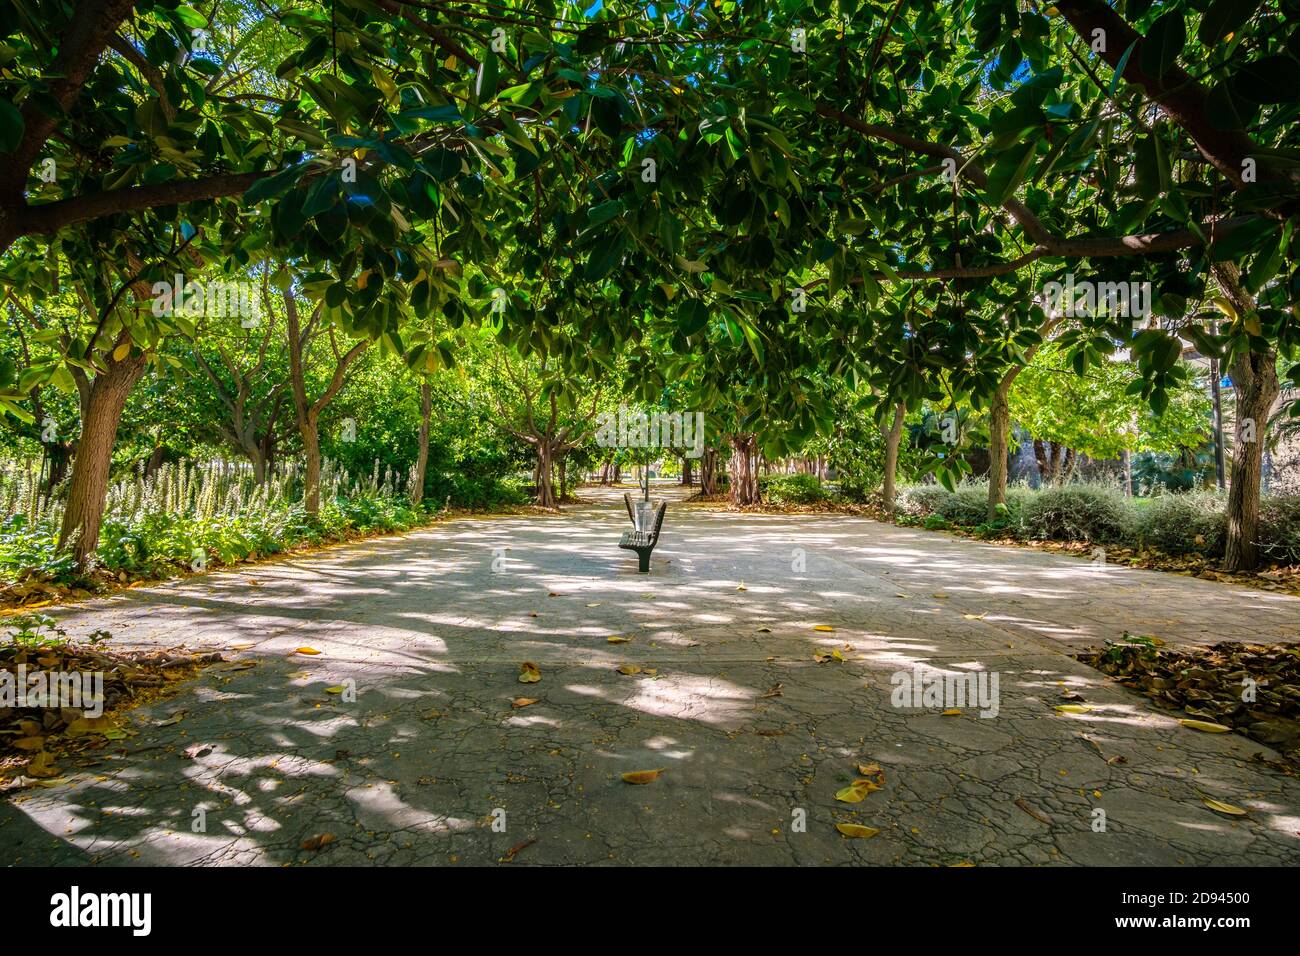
[4,485,1299,866]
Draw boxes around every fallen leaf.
[66,716,115,736]
[1202,797,1248,816]
[500,838,536,863]
[736,582,747,591]
[1015,796,1052,824]
[586,602,602,608]
[835,823,880,838]
[229,641,255,650]
[1054,704,1093,714]
[617,664,641,675]
[294,647,322,656]
[1180,719,1232,733]
[606,636,631,644]
[518,662,541,683]
[942,708,961,716]
[835,778,882,803]
[324,686,345,695]
[158,710,188,727]
[300,833,336,851]
[13,736,45,751]
[25,751,59,778]
[511,697,539,709]
[812,625,835,632]
[621,769,663,785]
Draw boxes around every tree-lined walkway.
[3,494,1298,866]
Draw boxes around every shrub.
[760,472,826,505]
[1258,494,1300,565]
[898,484,953,518]
[1020,483,1133,543]
[1133,491,1226,556]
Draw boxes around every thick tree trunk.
[534,443,557,508]
[680,456,693,485]
[1224,349,1279,571]
[411,380,431,507]
[57,353,147,565]
[300,412,322,515]
[882,402,905,516]
[700,447,718,495]
[987,383,1012,520]
[729,434,759,506]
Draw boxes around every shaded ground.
[3,484,1298,866]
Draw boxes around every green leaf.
[1197,0,1260,46]
[985,139,1037,205]
[677,299,709,336]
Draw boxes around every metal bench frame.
[618,493,667,573]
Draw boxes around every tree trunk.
[557,456,568,501]
[57,353,147,565]
[534,443,557,508]
[882,402,905,516]
[729,434,759,506]
[700,447,718,495]
[1224,349,1279,571]
[300,412,322,515]
[680,456,693,485]
[987,382,1012,520]
[411,380,431,507]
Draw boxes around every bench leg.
[637,549,651,573]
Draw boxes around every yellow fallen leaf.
[294,647,322,655]
[1202,797,1248,816]
[617,664,641,675]
[813,625,835,632]
[607,636,630,644]
[835,823,880,838]
[856,762,883,778]
[932,592,949,599]
[66,717,115,736]
[13,736,45,751]
[518,662,541,683]
[25,751,59,778]
[621,769,663,785]
[325,686,345,695]
[1180,719,1231,733]
[511,697,539,709]
[942,708,962,716]
[835,779,881,803]
[737,582,747,591]
[1054,704,1093,714]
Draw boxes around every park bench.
[618,492,667,573]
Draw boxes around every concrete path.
[4,486,1299,866]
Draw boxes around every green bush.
[1020,483,1133,543]
[1258,494,1300,565]
[759,472,826,505]
[1133,491,1226,556]
[898,485,953,518]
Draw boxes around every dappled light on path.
[3,488,1298,866]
